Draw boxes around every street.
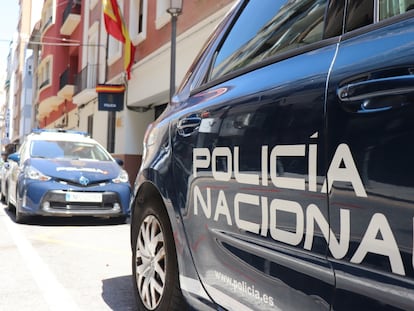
[0,205,137,311]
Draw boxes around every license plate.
[65,192,102,202]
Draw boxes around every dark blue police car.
[7,129,131,223]
[130,0,414,310]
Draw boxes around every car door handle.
[337,75,414,101]
[177,117,202,137]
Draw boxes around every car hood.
[28,158,122,185]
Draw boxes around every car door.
[327,1,414,310]
[171,0,343,309]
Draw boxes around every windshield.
[30,140,113,161]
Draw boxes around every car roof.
[27,129,95,143]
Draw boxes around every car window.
[379,0,414,19]
[210,0,328,80]
[345,1,374,32]
[345,0,414,32]
[30,140,112,161]
[31,140,64,158]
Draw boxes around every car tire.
[131,200,186,311]
[14,205,26,224]
[14,190,27,224]
[6,185,13,212]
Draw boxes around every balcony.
[58,68,75,100]
[73,64,98,104]
[60,0,81,36]
[38,96,62,121]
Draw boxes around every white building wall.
[115,108,154,155]
[77,99,109,149]
[19,52,33,137]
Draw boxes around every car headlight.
[25,166,51,181]
[112,169,129,183]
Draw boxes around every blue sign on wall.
[96,84,125,111]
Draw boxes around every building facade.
[15,0,43,139]
[9,0,235,181]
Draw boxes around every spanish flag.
[103,0,135,80]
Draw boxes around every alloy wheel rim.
[135,215,166,310]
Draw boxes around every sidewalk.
[0,207,49,310]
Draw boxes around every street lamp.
[167,0,183,102]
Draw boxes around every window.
[210,0,328,80]
[107,37,121,64]
[88,23,99,64]
[379,0,414,20]
[155,0,170,29]
[345,0,414,32]
[41,0,54,31]
[156,0,168,17]
[38,56,52,90]
[345,1,374,32]
[107,0,123,64]
[90,0,99,9]
[86,23,99,88]
[130,0,147,44]
[30,140,112,161]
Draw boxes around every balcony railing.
[59,68,75,90]
[39,78,50,90]
[75,64,98,94]
[62,0,81,26]
[58,67,76,99]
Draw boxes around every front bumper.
[38,190,124,217]
[20,180,131,217]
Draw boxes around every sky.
[0,2,19,70]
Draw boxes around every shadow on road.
[2,206,130,227]
[102,275,137,311]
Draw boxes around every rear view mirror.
[8,152,20,164]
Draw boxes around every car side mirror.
[114,158,124,166]
[8,152,20,164]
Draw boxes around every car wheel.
[6,184,13,212]
[132,201,186,311]
[14,189,27,224]
[15,205,26,224]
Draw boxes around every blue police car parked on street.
[7,129,131,223]
[130,0,414,310]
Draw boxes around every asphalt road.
[0,205,137,311]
